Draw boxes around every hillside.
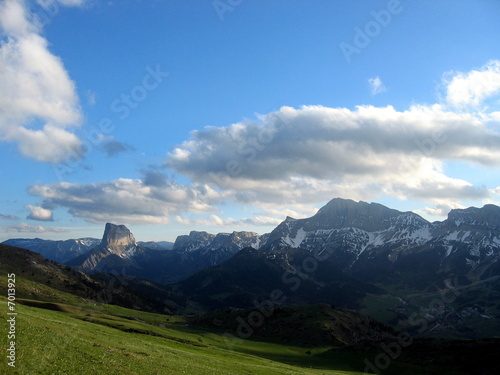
[3,198,500,338]
[175,247,381,312]
[191,304,398,347]
[0,244,179,314]
[0,240,494,375]
[0,294,474,375]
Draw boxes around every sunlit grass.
[1,299,370,375]
[0,273,466,374]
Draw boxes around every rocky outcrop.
[100,223,137,255]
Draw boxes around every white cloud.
[29,101,499,224]
[0,0,85,163]
[0,0,37,36]
[27,61,500,224]
[25,205,53,221]
[417,202,465,219]
[163,91,500,217]
[0,222,68,233]
[444,60,500,108]
[167,104,499,198]
[28,178,226,225]
[175,214,282,228]
[368,76,386,95]
[254,206,319,220]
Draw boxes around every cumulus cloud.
[25,205,53,221]
[0,222,68,233]
[0,0,85,162]
[166,103,499,209]
[28,61,500,224]
[169,105,500,179]
[164,61,500,217]
[444,60,500,108]
[28,178,226,224]
[368,76,386,95]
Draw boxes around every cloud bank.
[165,103,497,209]
[28,178,226,225]
[0,222,68,233]
[28,61,500,225]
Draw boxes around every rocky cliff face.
[100,223,137,255]
[67,223,145,273]
[66,224,264,284]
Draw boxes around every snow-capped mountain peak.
[259,198,500,283]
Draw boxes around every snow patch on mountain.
[283,228,307,248]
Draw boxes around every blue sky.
[1,0,500,242]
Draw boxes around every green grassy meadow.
[1,297,369,375]
[0,270,469,375]
[0,293,468,375]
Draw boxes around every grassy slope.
[0,244,178,314]
[1,298,370,375]
[0,292,464,375]
[0,248,467,375]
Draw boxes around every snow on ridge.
[367,232,384,247]
[292,228,307,247]
[408,226,432,242]
[253,236,262,249]
[446,231,459,241]
[444,230,474,243]
[282,228,307,248]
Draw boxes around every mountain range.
[0,243,176,313]
[261,198,500,287]
[2,237,101,263]
[3,197,499,337]
[3,236,172,264]
[54,197,500,290]
[61,224,265,285]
